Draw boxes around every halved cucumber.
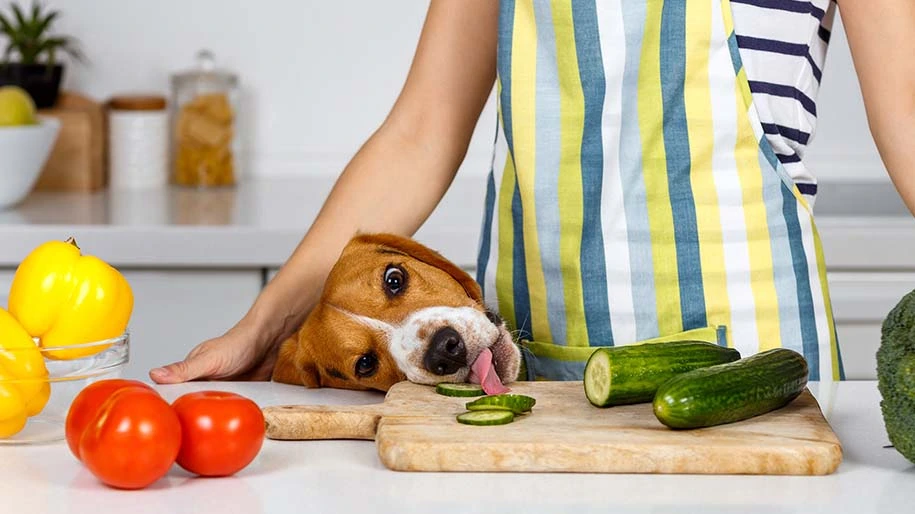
[465,394,536,414]
[436,383,485,397]
[456,410,515,426]
[584,340,741,407]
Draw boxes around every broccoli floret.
[878,289,915,464]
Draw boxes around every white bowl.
[0,116,60,209]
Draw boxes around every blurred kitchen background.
[0,1,909,382]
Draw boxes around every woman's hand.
[150,321,281,383]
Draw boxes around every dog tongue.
[468,348,510,395]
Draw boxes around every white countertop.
[0,175,488,268]
[0,176,914,270]
[1,380,911,514]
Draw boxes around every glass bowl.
[0,332,129,445]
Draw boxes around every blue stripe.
[749,81,817,115]
[572,0,613,347]
[621,0,657,341]
[660,1,706,331]
[727,32,743,75]
[780,182,820,380]
[796,182,817,196]
[761,122,810,145]
[475,167,497,297]
[818,25,831,43]
[511,175,532,341]
[758,152,805,359]
[835,328,846,380]
[807,55,823,82]
[776,152,801,164]
[524,352,589,381]
[497,1,516,157]
[717,326,729,347]
[735,35,822,82]
[736,35,807,56]
[531,0,567,347]
[497,0,531,341]
[811,3,826,21]
[730,0,822,19]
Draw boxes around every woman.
[150,0,915,384]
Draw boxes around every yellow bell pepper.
[8,237,133,360]
[0,307,50,438]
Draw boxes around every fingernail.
[150,367,171,378]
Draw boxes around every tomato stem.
[65,237,80,250]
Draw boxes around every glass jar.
[169,50,239,187]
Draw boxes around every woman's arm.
[839,0,915,213]
[257,0,499,339]
[150,0,499,382]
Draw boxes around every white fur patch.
[330,304,502,384]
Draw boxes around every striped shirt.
[730,0,837,204]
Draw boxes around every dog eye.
[383,265,407,297]
[355,353,379,378]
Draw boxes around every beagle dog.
[272,233,521,393]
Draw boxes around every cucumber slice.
[584,348,613,407]
[456,410,515,426]
[435,383,485,397]
[465,394,536,414]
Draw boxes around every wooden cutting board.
[262,381,842,475]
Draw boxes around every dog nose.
[423,327,467,375]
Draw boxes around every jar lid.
[170,49,238,91]
[108,95,168,111]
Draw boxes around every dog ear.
[272,337,321,388]
[352,233,483,303]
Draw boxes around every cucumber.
[436,383,485,397]
[465,394,536,414]
[456,410,515,426]
[583,341,741,407]
[653,348,809,429]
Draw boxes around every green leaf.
[34,10,56,38]
[0,13,15,37]
[11,3,27,29]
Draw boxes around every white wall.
[45,1,884,183]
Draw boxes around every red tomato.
[79,387,182,490]
[172,391,265,477]
[65,379,153,460]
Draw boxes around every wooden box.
[35,91,107,192]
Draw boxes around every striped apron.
[475,0,845,382]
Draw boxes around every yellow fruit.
[0,86,37,127]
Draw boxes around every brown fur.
[272,233,489,392]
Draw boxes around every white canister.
[108,95,169,189]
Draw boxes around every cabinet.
[827,272,915,380]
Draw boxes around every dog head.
[272,233,521,392]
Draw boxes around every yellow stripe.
[511,1,552,342]
[734,82,782,351]
[638,1,681,335]
[550,0,588,347]
[809,220,840,379]
[495,88,516,328]
[721,0,735,33]
[524,325,721,362]
[685,0,732,343]
[736,68,753,111]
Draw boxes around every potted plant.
[0,1,84,108]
